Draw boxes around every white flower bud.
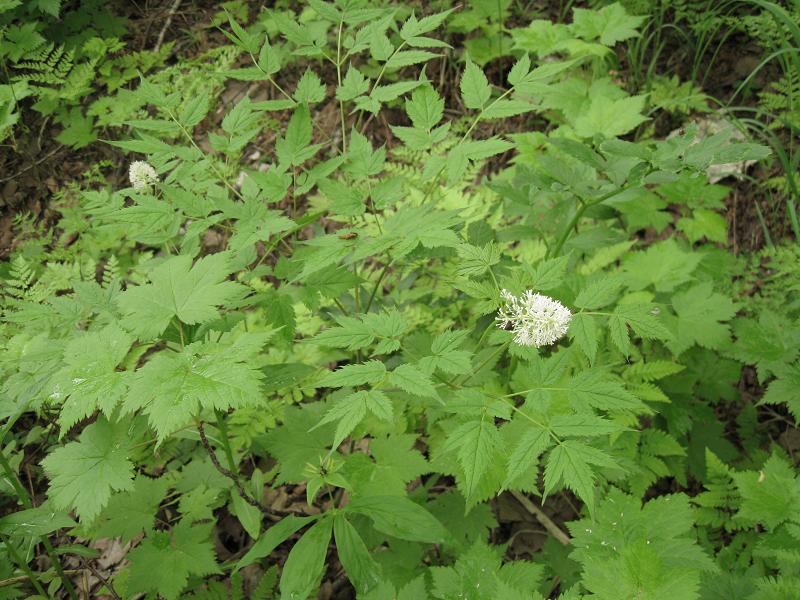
[496,289,572,348]
[128,161,159,189]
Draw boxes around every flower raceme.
[128,161,159,189]
[496,289,572,347]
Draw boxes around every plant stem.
[1,535,49,597]
[167,110,244,201]
[196,419,261,509]
[336,20,347,154]
[421,86,515,204]
[0,452,79,600]
[363,257,393,314]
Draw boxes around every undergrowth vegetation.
[1,1,799,599]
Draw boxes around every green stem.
[363,257,393,314]
[214,410,238,478]
[336,20,347,154]
[0,452,79,600]
[546,177,648,259]
[1,535,49,597]
[421,86,515,204]
[453,341,510,386]
[167,110,244,201]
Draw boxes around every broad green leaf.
[294,69,326,104]
[118,253,247,340]
[235,515,317,571]
[504,427,550,489]
[280,518,334,600]
[42,418,134,523]
[405,85,444,130]
[316,389,393,448]
[125,343,264,441]
[316,360,387,388]
[544,440,617,516]
[127,520,219,600]
[569,313,598,365]
[346,495,448,543]
[0,503,76,538]
[460,61,491,109]
[334,515,382,595]
[389,363,439,399]
[573,95,648,139]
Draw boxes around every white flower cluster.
[128,161,159,189]
[496,289,572,348]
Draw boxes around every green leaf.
[405,85,444,130]
[127,520,219,600]
[530,255,568,290]
[420,330,473,375]
[346,495,448,543]
[125,341,265,441]
[280,518,334,600]
[544,440,616,516]
[294,69,326,104]
[573,95,648,139]
[732,453,800,529]
[179,90,210,127]
[231,492,262,539]
[41,418,134,523]
[572,3,646,46]
[447,417,502,501]
[0,503,76,538]
[456,242,501,278]
[567,371,643,411]
[504,427,551,489]
[389,363,440,399]
[118,253,247,340]
[550,414,623,437]
[669,282,736,354]
[52,323,133,431]
[569,313,598,365]
[337,66,369,101]
[90,475,169,542]
[574,279,621,309]
[334,515,382,595]
[386,50,439,69]
[316,389,393,448]
[761,364,800,421]
[316,361,387,388]
[460,61,491,109]
[276,105,320,166]
[235,515,317,572]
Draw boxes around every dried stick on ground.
[510,490,572,546]
[153,0,182,52]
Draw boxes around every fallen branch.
[153,0,182,52]
[197,420,262,509]
[510,490,572,546]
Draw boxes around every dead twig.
[510,490,571,546]
[197,420,262,510]
[153,0,182,52]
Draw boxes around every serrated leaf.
[504,427,550,488]
[574,279,621,309]
[569,313,598,365]
[461,61,491,109]
[389,363,439,399]
[42,418,134,523]
[118,253,246,340]
[317,361,387,388]
[544,441,616,517]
